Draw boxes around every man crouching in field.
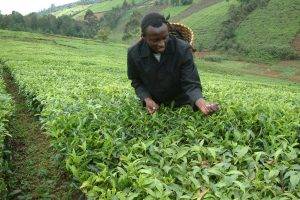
[127,12,219,115]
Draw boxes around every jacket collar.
[139,35,175,58]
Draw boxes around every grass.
[235,0,300,60]
[181,0,237,50]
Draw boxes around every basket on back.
[168,22,196,51]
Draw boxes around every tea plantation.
[0,73,13,195]
[0,30,299,199]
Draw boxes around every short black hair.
[141,12,168,36]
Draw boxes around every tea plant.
[0,72,13,198]
[0,30,299,199]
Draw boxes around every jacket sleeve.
[127,50,151,101]
[180,47,203,105]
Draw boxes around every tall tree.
[10,11,25,30]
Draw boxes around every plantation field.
[161,4,190,18]
[0,30,299,199]
[235,0,300,60]
[74,0,146,19]
[73,0,125,19]
[194,56,300,83]
[52,4,90,17]
[0,73,13,195]
[181,0,237,50]
[160,0,204,19]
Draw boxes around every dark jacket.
[127,35,203,107]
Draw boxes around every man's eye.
[149,38,158,42]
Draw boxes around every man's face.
[144,23,169,54]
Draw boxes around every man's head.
[141,13,169,54]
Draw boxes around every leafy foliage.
[122,11,142,41]
[97,27,111,41]
[0,30,299,199]
[0,11,99,38]
[0,62,13,198]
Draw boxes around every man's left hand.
[195,98,220,116]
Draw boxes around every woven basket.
[168,22,195,51]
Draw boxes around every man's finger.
[207,104,213,112]
[147,106,157,114]
[207,104,214,113]
[147,107,153,114]
[210,104,215,111]
[201,106,209,115]
[211,104,220,112]
[213,104,220,111]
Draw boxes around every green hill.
[73,0,146,19]
[51,0,149,20]
[235,0,300,60]
[52,4,90,17]
[181,0,237,50]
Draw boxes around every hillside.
[235,0,300,60]
[34,0,300,60]
[181,0,237,50]
[73,0,144,19]
[51,0,150,20]
[52,4,90,17]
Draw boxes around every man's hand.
[195,98,220,116]
[144,97,159,114]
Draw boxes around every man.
[127,13,219,115]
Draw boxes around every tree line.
[0,0,137,40]
[0,11,100,38]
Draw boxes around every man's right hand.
[144,97,159,114]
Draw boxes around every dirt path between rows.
[2,67,83,199]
